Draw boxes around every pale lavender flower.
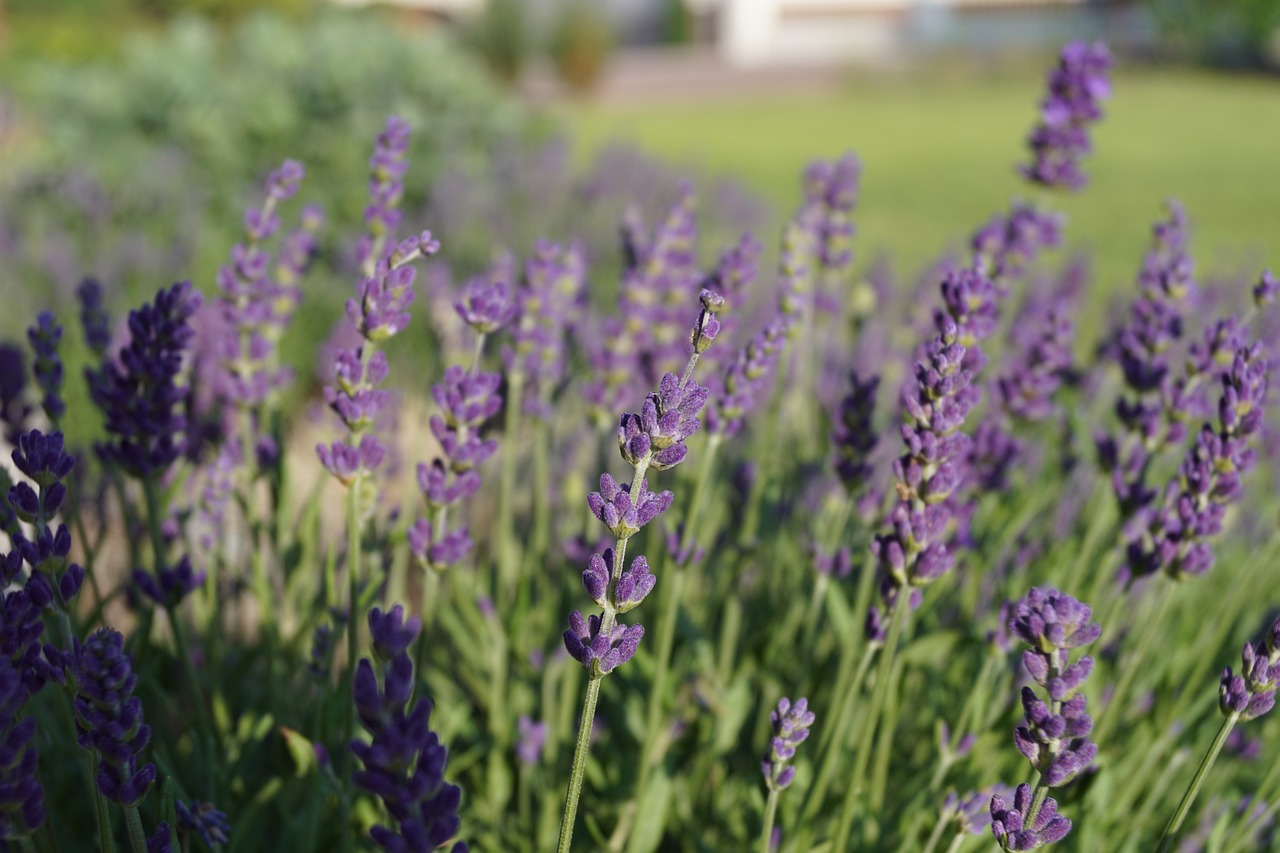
[761,697,815,791]
[1021,41,1113,191]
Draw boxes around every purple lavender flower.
[147,823,173,853]
[77,278,114,359]
[505,241,583,416]
[1100,201,1196,519]
[945,785,1015,836]
[586,474,673,540]
[971,202,1064,283]
[562,612,644,676]
[88,282,202,479]
[319,230,440,487]
[131,555,205,609]
[1254,269,1278,308]
[455,276,516,335]
[72,629,157,807]
[175,800,231,848]
[992,587,1100,849]
[706,318,788,439]
[26,311,64,424]
[996,280,1078,424]
[991,783,1072,850]
[351,607,467,853]
[1126,345,1268,581]
[830,370,879,493]
[369,605,422,664]
[1218,614,1280,722]
[0,660,45,839]
[357,117,412,274]
[9,430,86,613]
[761,697,815,791]
[0,343,28,445]
[516,716,547,766]
[1021,40,1113,191]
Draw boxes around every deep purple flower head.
[1219,615,1280,722]
[1021,40,1113,191]
[831,370,879,492]
[88,282,202,480]
[77,278,114,359]
[369,605,422,664]
[147,823,173,853]
[991,783,1072,851]
[761,697,815,791]
[516,716,547,766]
[131,555,205,610]
[406,517,474,571]
[317,435,387,486]
[619,372,710,470]
[27,311,64,423]
[176,800,232,848]
[1009,587,1101,660]
[0,660,46,838]
[587,474,673,540]
[582,549,656,613]
[1013,687,1097,785]
[455,277,516,335]
[971,203,1064,282]
[72,629,157,807]
[562,611,643,676]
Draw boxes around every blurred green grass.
[564,65,1280,302]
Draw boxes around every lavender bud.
[761,697,815,791]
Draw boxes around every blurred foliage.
[1145,0,1280,67]
[548,0,614,94]
[661,0,693,46]
[464,0,530,86]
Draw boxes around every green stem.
[803,644,875,822]
[832,593,909,850]
[123,805,147,853]
[557,674,602,853]
[942,830,967,853]
[90,754,117,853]
[497,370,525,611]
[920,815,950,853]
[1094,580,1175,745]
[759,788,780,853]
[1156,712,1240,853]
[637,564,685,778]
[341,477,362,853]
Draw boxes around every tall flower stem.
[1156,711,1239,853]
[123,805,147,853]
[557,673,601,853]
[90,753,117,853]
[832,594,908,850]
[340,473,362,853]
[759,788,780,853]
[802,643,875,822]
[919,815,950,853]
[1094,580,1175,745]
[637,434,720,779]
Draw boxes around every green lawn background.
[565,66,1279,322]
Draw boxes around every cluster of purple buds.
[88,282,202,480]
[9,430,86,617]
[1127,345,1268,581]
[1254,269,1278,309]
[0,344,28,445]
[803,153,861,276]
[516,716,547,766]
[317,230,441,488]
[1021,40,1113,191]
[132,554,205,610]
[175,800,232,848]
[706,318,787,439]
[76,278,114,359]
[0,548,60,696]
[26,311,64,425]
[214,159,307,409]
[351,606,467,853]
[971,203,1064,284]
[408,274,512,571]
[990,588,1100,850]
[357,116,412,274]
[830,370,879,493]
[1219,614,1280,722]
[564,292,723,676]
[990,783,1072,851]
[0,660,45,840]
[505,241,583,417]
[996,289,1077,424]
[72,629,157,807]
[761,697,815,792]
[619,186,700,385]
[1007,588,1100,786]
[1099,201,1196,518]
[943,784,1014,837]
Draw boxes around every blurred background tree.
[1146,0,1280,67]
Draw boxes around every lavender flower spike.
[72,629,157,807]
[992,587,1101,850]
[1219,614,1280,722]
[27,311,64,424]
[1021,40,1113,191]
[0,661,46,840]
[762,697,815,791]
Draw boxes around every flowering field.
[1,39,1280,853]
